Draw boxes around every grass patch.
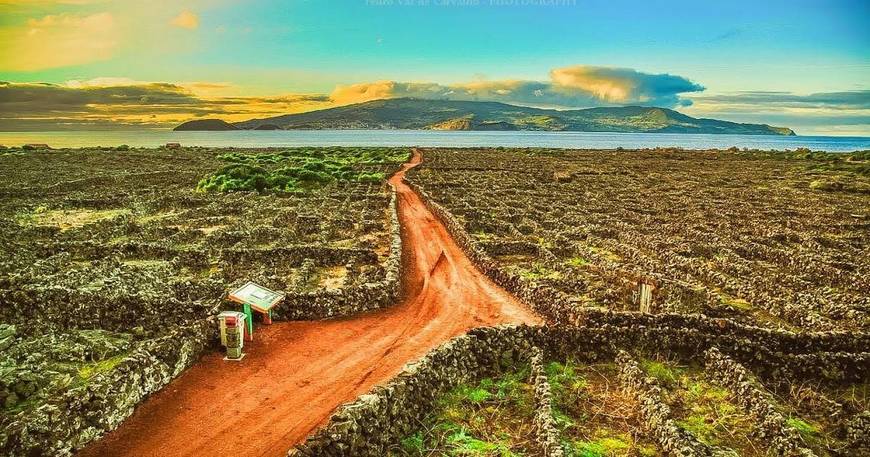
[77,353,128,381]
[771,381,866,452]
[655,362,761,455]
[836,381,870,410]
[390,368,536,456]
[808,177,869,194]
[446,429,517,456]
[472,230,494,241]
[786,417,819,437]
[567,256,589,267]
[720,295,752,311]
[460,386,492,404]
[641,360,680,387]
[586,245,621,262]
[518,263,562,281]
[572,432,651,457]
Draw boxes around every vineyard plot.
[408,148,870,332]
[0,146,409,454]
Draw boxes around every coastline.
[1,130,868,152]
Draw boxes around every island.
[173,119,239,131]
[175,98,796,135]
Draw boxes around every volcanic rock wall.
[529,346,564,457]
[289,324,868,456]
[290,326,536,456]
[271,189,403,320]
[406,178,869,375]
[0,320,216,456]
[705,348,816,456]
[616,351,714,456]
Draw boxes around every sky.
[0,0,868,135]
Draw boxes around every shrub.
[198,147,410,193]
[809,179,844,192]
[356,172,385,183]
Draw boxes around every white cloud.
[329,65,705,109]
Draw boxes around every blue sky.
[1,0,868,133]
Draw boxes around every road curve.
[78,148,540,457]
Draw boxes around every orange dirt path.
[78,149,540,457]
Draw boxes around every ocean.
[0,130,868,152]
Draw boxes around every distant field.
[409,148,869,331]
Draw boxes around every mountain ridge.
[176,98,796,135]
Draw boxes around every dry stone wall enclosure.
[704,348,816,456]
[291,148,868,456]
[2,146,868,456]
[0,146,409,455]
[291,325,869,456]
[1,321,214,456]
[616,351,715,456]
[529,346,565,457]
[406,148,869,333]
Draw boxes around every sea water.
[0,130,867,152]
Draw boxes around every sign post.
[228,282,284,341]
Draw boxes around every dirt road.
[78,149,540,457]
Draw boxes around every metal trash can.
[218,311,247,346]
[218,311,246,360]
[224,316,243,360]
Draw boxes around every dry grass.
[550,361,658,456]
[27,208,129,231]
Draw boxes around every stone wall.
[272,188,403,320]
[705,348,816,457]
[847,411,870,450]
[290,326,536,456]
[288,172,870,455]
[288,324,866,456]
[0,185,402,456]
[405,178,870,361]
[616,351,714,456]
[529,346,564,457]
[0,319,216,456]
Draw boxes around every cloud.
[326,70,868,134]
[0,81,332,130]
[64,77,146,88]
[1,81,201,113]
[684,90,870,136]
[550,66,704,106]
[0,12,118,71]
[170,10,199,30]
[0,65,710,130]
[689,90,870,110]
[330,65,705,109]
[330,81,451,105]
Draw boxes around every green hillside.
[223,98,795,135]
